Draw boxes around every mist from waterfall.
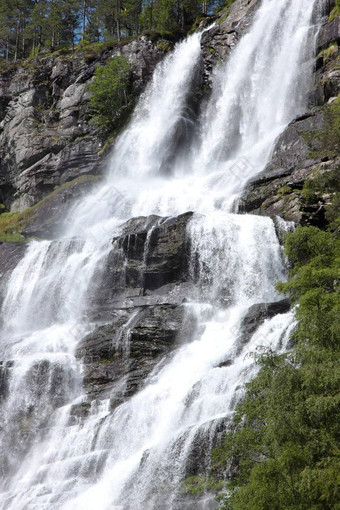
[0,0,322,508]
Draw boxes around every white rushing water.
[0,0,322,508]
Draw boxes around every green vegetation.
[211,200,340,509]
[329,0,340,22]
[277,185,292,196]
[88,55,132,132]
[302,167,340,230]
[0,212,27,241]
[319,43,339,62]
[156,40,172,52]
[304,95,340,158]
[181,476,224,496]
[316,96,340,155]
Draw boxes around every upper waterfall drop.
[66,0,320,227]
[198,0,317,172]
[0,0,324,509]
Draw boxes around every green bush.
[329,0,340,22]
[301,167,340,230]
[181,476,224,496]
[277,185,292,196]
[310,96,340,157]
[88,56,132,133]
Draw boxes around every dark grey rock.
[0,361,13,403]
[90,212,193,319]
[317,16,340,53]
[215,299,291,368]
[200,0,261,86]
[262,111,324,179]
[234,299,291,354]
[76,303,197,402]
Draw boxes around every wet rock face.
[21,175,101,239]
[120,212,193,291]
[237,299,291,350]
[76,212,197,403]
[317,15,340,54]
[91,212,193,317]
[0,39,165,211]
[0,361,13,404]
[76,304,197,403]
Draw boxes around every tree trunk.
[14,14,21,62]
[82,0,86,38]
[116,0,121,43]
[150,0,153,29]
[5,37,9,62]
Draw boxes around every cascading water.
[0,0,323,508]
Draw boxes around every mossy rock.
[0,175,100,242]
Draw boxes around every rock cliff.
[240,0,340,225]
[0,37,168,212]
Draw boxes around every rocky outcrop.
[20,174,101,239]
[74,212,196,405]
[216,298,291,369]
[0,38,166,212]
[200,0,260,85]
[76,304,196,405]
[240,8,340,226]
[237,299,291,349]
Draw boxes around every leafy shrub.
[277,185,292,196]
[302,167,340,205]
[314,96,340,155]
[156,40,172,52]
[181,476,224,496]
[329,0,340,22]
[323,43,338,61]
[88,56,132,133]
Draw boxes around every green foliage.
[181,476,224,496]
[301,167,340,230]
[0,211,29,241]
[307,96,340,158]
[319,43,339,61]
[213,196,340,509]
[141,28,177,42]
[88,56,132,132]
[329,0,340,22]
[156,40,172,52]
[326,191,340,230]
[277,185,292,196]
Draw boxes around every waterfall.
[0,0,322,509]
